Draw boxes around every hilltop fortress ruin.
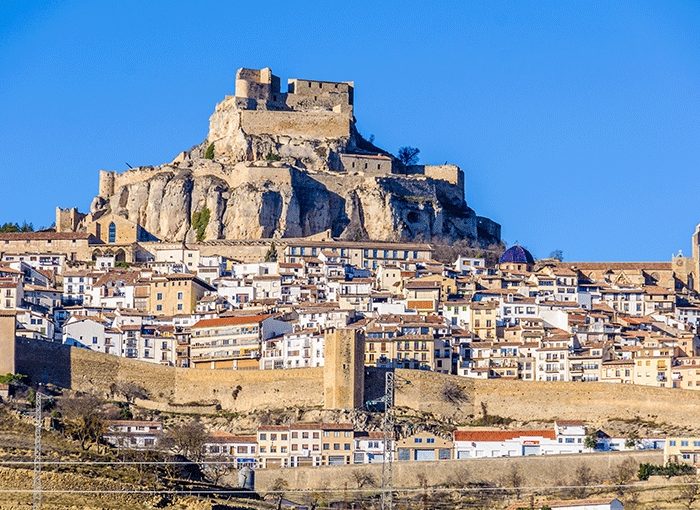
[60,67,500,245]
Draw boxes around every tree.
[110,381,149,404]
[352,469,377,488]
[58,393,106,450]
[505,464,524,499]
[264,242,278,262]
[549,249,564,261]
[441,381,468,404]
[191,207,211,242]
[572,463,595,498]
[204,143,215,160]
[678,475,700,510]
[161,420,207,461]
[625,430,640,449]
[397,146,420,166]
[584,434,598,450]
[609,458,638,496]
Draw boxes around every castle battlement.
[234,67,353,114]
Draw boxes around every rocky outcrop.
[85,69,501,245]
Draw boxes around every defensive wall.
[15,339,700,433]
[15,338,324,412]
[255,450,663,491]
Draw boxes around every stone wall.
[394,369,700,431]
[15,338,324,412]
[255,450,662,491]
[16,339,700,430]
[239,110,351,139]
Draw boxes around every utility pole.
[380,371,395,510]
[33,391,43,510]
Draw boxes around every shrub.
[204,143,215,160]
[191,207,211,242]
[638,462,695,481]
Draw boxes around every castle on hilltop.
[54,66,501,250]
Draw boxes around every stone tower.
[0,311,16,375]
[323,328,365,410]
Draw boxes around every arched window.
[108,222,116,243]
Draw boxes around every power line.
[33,391,43,510]
[380,370,395,510]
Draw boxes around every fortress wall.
[239,110,351,139]
[17,338,700,432]
[423,164,463,188]
[15,338,324,412]
[256,450,662,491]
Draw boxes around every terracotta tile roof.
[454,429,556,442]
[0,232,92,241]
[192,314,273,329]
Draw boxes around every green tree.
[204,143,215,160]
[584,434,598,450]
[264,242,278,262]
[397,146,420,166]
[549,249,564,261]
[191,207,211,242]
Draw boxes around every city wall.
[16,340,700,432]
[15,338,324,412]
[255,450,663,491]
[395,370,700,430]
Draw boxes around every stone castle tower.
[0,311,16,375]
[323,328,365,410]
[673,223,700,292]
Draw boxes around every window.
[108,222,116,243]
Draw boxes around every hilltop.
[62,67,500,245]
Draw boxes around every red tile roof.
[192,314,273,329]
[453,429,556,442]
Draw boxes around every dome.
[499,245,535,265]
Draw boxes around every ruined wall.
[256,450,662,491]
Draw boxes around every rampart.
[255,450,662,491]
[15,338,324,412]
[16,339,700,433]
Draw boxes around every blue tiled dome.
[499,245,535,265]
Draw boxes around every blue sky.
[1,1,699,261]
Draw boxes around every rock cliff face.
[87,68,500,245]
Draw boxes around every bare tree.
[161,420,207,461]
[58,393,106,450]
[352,469,377,488]
[572,463,595,498]
[609,458,638,496]
[441,381,468,404]
[505,464,525,499]
[678,476,700,510]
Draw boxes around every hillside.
[65,67,500,245]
